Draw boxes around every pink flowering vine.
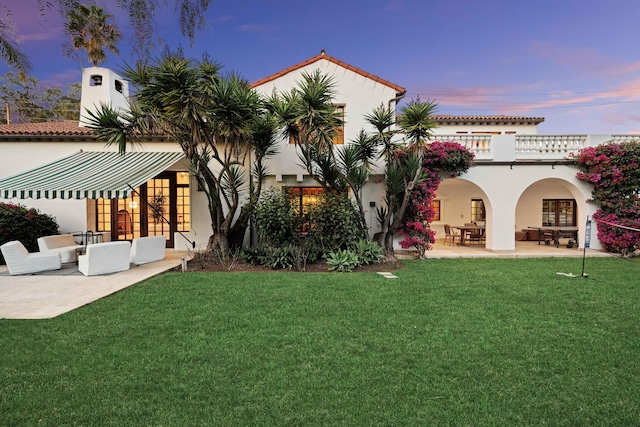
[399,141,474,255]
[571,141,640,253]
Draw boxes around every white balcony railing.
[430,134,640,162]
[607,135,640,144]
[433,135,493,160]
[515,135,587,159]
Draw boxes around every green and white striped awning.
[0,151,185,199]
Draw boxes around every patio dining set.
[444,223,486,246]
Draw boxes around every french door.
[114,174,174,247]
[96,171,191,248]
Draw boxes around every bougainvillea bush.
[0,202,59,264]
[571,141,640,253]
[399,141,475,255]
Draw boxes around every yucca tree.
[268,70,345,189]
[64,3,122,67]
[268,71,375,237]
[85,54,278,253]
[364,103,398,161]
[374,99,438,258]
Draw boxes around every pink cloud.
[19,27,64,42]
[529,41,640,78]
[418,76,640,117]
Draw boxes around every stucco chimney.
[79,67,130,127]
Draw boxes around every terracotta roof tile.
[1,116,545,138]
[250,50,406,95]
[0,121,96,136]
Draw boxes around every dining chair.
[467,222,485,245]
[443,224,460,245]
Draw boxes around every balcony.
[433,134,640,162]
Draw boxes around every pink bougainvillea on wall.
[399,141,474,255]
[571,141,640,253]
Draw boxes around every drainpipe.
[387,91,407,111]
[387,91,406,133]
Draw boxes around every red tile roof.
[0,115,546,138]
[250,50,407,95]
[0,121,96,136]
[432,115,545,125]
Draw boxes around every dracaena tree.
[267,70,371,237]
[366,100,439,259]
[86,54,278,253]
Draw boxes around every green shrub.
[326,249,360,272]
[241,246,264,266]
[352,239,383,265]
[0,202,60,264]
[307,191,366,253]
[242,244,295,270]
[253,188,298,247]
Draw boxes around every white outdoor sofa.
[37,234,85,263]
[1,240,62,275]
[78,241,131,276]
[130,236,166,265]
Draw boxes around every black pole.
[581,216,591,278]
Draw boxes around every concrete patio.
[0,242,614,320]
[0,250,187,319]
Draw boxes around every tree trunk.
[227,226,247,252]
[207,233,230,253]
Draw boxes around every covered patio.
[417,239,613,259]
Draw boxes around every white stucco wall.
[79,67,130,127]
[434,164,600,251]
[252,57,403,180]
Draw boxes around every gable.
[251,50,406,96]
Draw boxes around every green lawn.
[2,257,640,426]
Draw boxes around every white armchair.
[78,241,131,276]
[1,240,62,275]
[130,236,166,265]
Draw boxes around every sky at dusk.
[4,0,640,134]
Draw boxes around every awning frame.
[0,150,185,200]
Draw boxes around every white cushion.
[37,234,85,263]
[78,241,131,276]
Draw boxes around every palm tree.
[64,3,122,67]
[85,54,278,253]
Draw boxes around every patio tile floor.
[0,250,185,319]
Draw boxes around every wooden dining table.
[452,225,486,246]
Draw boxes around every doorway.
[95,171,190,248]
